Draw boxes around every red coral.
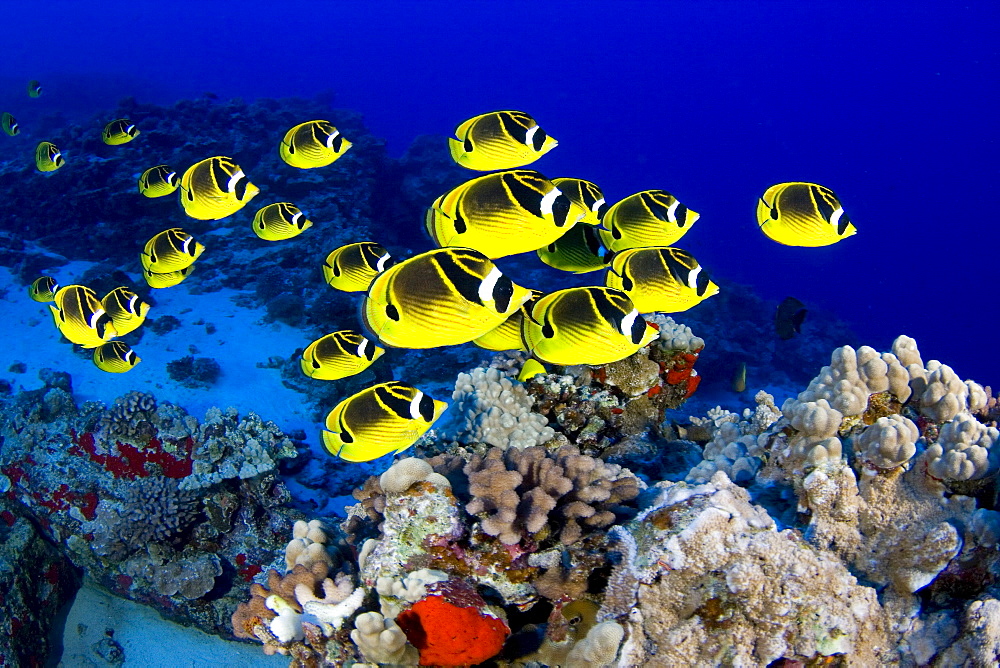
[1,511,14,527]
[71,431,193,479]
[663,348,702,399]
[396,581,509,666]
[235,554,263,582]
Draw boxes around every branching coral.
[231,520,362,663]
[91,476,201,559]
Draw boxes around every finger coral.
[464,444,640,546]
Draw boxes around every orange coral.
[396,581,509,666]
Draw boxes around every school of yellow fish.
[6,86,857,464]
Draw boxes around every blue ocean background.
[0,2,999,664]
[3,0,997,387]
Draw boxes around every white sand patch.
[59,580,284,667]
[2,264,323,445]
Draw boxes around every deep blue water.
[3,0,998,385]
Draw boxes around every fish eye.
[331,135,344,152]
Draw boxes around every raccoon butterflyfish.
[756,182,856,247]
[551,178,607,226]
[448,110,557,171]
[143,265,194,289]
[362,247,533,349]
[300,330,385,381]
[425,170,585,259]
[604,247,719,314]
[521,286,658,366]
[35,141,63,172]
[179,156,259,220]
[473,290,543,352]
[141,228,204,273]
[322,242,394,293]
[102,119,139,145]
[517,358,547,382]
[93,341,141,373]
[732,362,747,393]
[536,223,610,274]
[321,381,448,462]
[775,296,807,340]
[138,165,180,198]
[252,202,313,241]
[28,276,59,302]
[48,285,118,348]
[101,287,150,336]
[598,190,699,253]
[279,120,351,169]
[27,80,42,97]
[1,112,19,136]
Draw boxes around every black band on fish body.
[503,172,547,218]
[642,192,671,222]
[210,159,230,190]
[499,112,529,145]
[375,384,417,419]
[434,250,487,306]
[590,288,627,331]
[812,185,836,222]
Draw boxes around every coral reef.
[463,445,640,546]
[0,372,302,636]
[0,512,80,667]
[166,355,222,389]
[195,333,1000,665]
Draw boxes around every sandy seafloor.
[58,580,285,667]
[2,264,320,665]
[3,263,320,440]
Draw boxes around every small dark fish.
[775,297,807,340]
[27,80,42,98]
